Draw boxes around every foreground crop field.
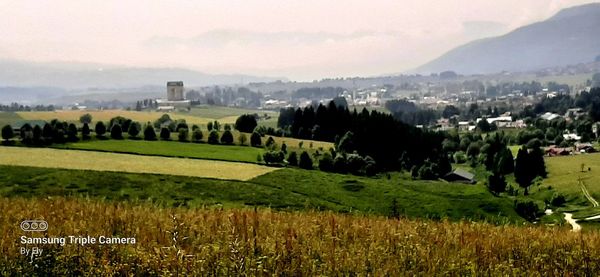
[0,147,276,181]
[1,196,599,275]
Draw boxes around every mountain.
[0,59,287,89]
[414,3,600,75]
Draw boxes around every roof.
[443,168,476,184]
[167,81,184,86]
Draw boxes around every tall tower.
[167,81,184,101]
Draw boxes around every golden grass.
[2,196,600,275]
[0,147,276,181]
[16,110,237,126]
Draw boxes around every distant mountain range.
[414,3,600,75]
[0,59,286,89]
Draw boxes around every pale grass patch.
[0,147,277,181]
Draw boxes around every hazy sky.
[0,0,598,80]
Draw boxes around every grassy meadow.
[0,164,522,222]
[0,111,22,126]
[55,139,265,163]
[0,147,276,181]
[2,196,598,275]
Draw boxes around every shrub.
[95,122,106,138]
[347,153,366,175]
[81,123,91,140]
[208,130,220,144]
[263,150,285,165]
[515,200,541,221]
[110,124,123,140]
[128,122,141,139]
[160,127,171,140]
[67,123,79,142]
[178,128,189,142]
[299,151,313,170]
[487,173,507,195]
[265,136,275,148]
[33,125,43,144]
[144,124,157,141]
[453,151,467,164]
[287,151,298,166]
[333,155,347,173]
[220,130,234,144]
[192,129,203,142]
[250,132,262,147]
[319,153,334,172]
[550,193,566,207]
[1,125,14,142]
[79,113,93,124]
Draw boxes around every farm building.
[443,169,476,184]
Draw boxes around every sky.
[0,0,598,81]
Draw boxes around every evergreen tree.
[319,153,334,171]
[128,122,140,139]
[192,129,203,142]
[178,128,189,142]
[33,125,43,144]
[81,123,91,140]
[250,131,262,147]
[207,121,213,131]
[529,146,547,178]
[42,123,53,142]
[1,125,14,142]
[298,151,313,170]
[287,151,298,166]
[144,124,157,141]
[160,127,171,140]
[67,123,79,142]
[95,121,106,138]
[220,130,234,144]
[208,130,220,144]
[110,124,123,139]
[487,173,507,195]
[20,123,33,144]
[514,147,534,193]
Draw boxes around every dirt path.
[580,179,599,207]
[564,213,581,232]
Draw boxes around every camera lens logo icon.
[21,220,48,232]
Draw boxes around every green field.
[0,146,276,181]
[543,153,600,197]
[56,139,265,163]
[0,163,523,222]
[0,112,22,126]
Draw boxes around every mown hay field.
[1,196,600,275]
[15,110,226,126]
[0,147,276,181]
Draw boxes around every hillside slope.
[414,3,600,74]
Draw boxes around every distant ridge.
[0,59,287,89]
[413,3,600,74]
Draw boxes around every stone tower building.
[167,81,184,101]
